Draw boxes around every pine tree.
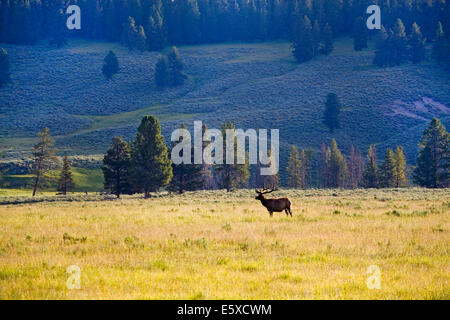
[32,128,57,197]
[102,50,119,80]
[292,15,314,63]
[381,148,396,187]
[432,22,449,66]
[201,123,216,190]
[312,20,321,55]
[146,4,166,51]
[235,150,250,188]
[50,8,67,48]
[155,55,169,88]
[394,146,408,187]
[348,145,359,189]
[167,46,186,86]
[413,118,450,188]
[374,26,389,67]
[304,147,313,187]
[362,145,379,188]
[322,23,334,55]
[122,16,139,50]
[0,48,11,88]
[299,149,307,187]
[326,139,348,188]
[323,93,341,133]
[102,137,133,198]
[318,143,328,187]
[409,22,426,64]
[391,19,408,65]
[57,155,74,195]
[136,25,147,52]
[215,121,249,192]
[353,16,368,51]
[287,145,302,188]
[168,123,203,194]
[131,116,173,197]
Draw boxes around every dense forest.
[1,0,449,47]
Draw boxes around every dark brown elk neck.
[259,195,269,208]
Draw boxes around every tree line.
[1,0,449,64]
[1,0,450,89]
[286,118,449,189]
[23,115,448,197]
[371,18,450,67]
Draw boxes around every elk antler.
[256,184,278,194]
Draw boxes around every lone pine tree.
[57,155,74,195]
[102,50,119,80]
[323,93,341,133]
[32,128,57,197]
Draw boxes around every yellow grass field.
[0,188,449,300]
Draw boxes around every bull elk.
[255,187,292,217]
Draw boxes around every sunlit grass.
[0,188,448,299]
[0,168,103,192]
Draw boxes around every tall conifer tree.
[131,116,173,197]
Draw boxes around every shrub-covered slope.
[0,38,449,164]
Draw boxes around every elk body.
[255,188,292,217]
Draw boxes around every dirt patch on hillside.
[384,97,450,120]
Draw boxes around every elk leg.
[288,206,293,217]
[269,211,273,217]
[285,209,289,216]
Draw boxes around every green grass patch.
[0,167,103,192]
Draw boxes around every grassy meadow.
[0,188,448,300]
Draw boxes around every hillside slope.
[0,38,449,166]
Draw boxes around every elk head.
[255,186,277,201]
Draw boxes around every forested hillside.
[1,0,449,47]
